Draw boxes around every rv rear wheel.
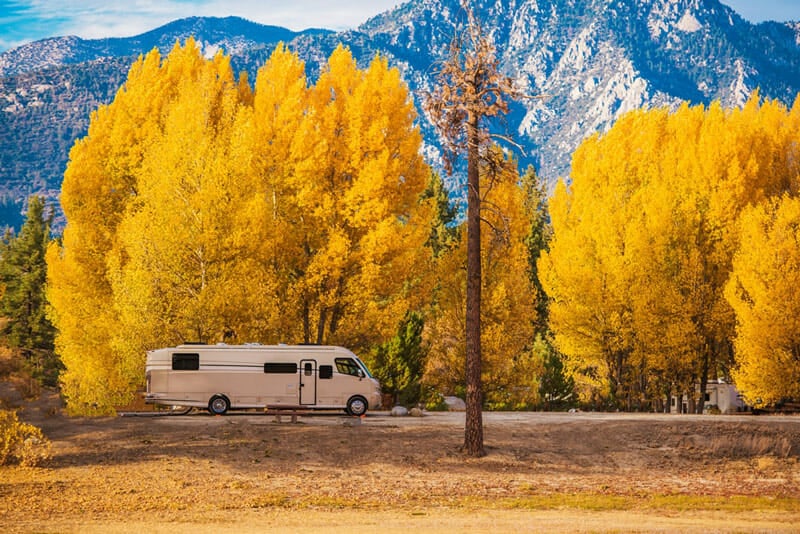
[208,395,230,415]
[346,396,368,416]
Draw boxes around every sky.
[0,0,404,52]
[0,0,799,53]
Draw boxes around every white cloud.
[7,0,799,53]
[0,0,403,51]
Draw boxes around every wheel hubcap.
[351,399,365,415]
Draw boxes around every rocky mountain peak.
[2,1,800,228]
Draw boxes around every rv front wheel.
[208,395,230,415]
[346,396,368,416]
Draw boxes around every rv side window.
[335,358,362,377]
[319,365,333,379]
[264,363,298,374]
[172,353,199,371]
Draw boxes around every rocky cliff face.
[1,1,800,228]
[356,0,800,182]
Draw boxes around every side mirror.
[357,369,365,379]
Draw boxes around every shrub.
[423,390,448,411]
[0,409,51,467]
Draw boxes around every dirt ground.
[2,391,800,533]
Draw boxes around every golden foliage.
[726,196,800,405]
[47,41,434,413]
[48,38,800,415]
[0,409,51,467]
[426,151,539,406]
[540,95,800,408]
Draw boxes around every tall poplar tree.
[726,196,800,406]
[47,42,189,413]
[48,40,436,414]
[284,46,433,347]
[109,47,256,351]
[540,96,800,411]
[425,6,520,456]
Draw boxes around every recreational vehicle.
[145,344,382,416]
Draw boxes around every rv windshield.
[355,357,373,378]
[334,356,374,378]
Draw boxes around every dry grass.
[1,393,800,532]
[7,508,800,534]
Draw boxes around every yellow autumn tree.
[726,196,800,406]
[246,44,309,340]
[633,97,800,409]
[426,150,539,407]
[48,41,436,414]
[46,41,197,414]
[540,94,800,410]
[108,46,263,369]
[281,45,434,348]
[538,119,640,408]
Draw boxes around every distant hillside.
[0,17,332,227]
[2,1,800,229]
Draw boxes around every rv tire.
[208,395,230,415]
[346,395,368,416]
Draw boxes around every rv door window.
[264,363,298,374]
[335,358,361,377]
[172,353,199,370]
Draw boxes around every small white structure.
[702,380,745,414]
[669,380,745,414]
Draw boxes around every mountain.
[0,17,332,228]
[353,0,800,178]
[2,1,800,229]
[0,17,333,78]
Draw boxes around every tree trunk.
[302,300,311,344]
[697,340,711,414]
[464,114,485,457]
[316,308,327,345]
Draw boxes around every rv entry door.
[299,359,317,405]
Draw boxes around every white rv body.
[145,344,382,416]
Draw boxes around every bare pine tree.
[424,5,521,457]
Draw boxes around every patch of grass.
[498,493,800,514]
[502,493,633,512]
[302,495,365,509]
[644,494,800,513]
[756,456,777,470]
[245,490,800,515]
[248,493,373,511]
[249,493,293,509]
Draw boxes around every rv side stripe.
[202,364,266,369]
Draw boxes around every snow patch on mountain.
[728,59,751,108]
[676,12,702,32]
[3,1,800,225]
[0,36,82,77]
